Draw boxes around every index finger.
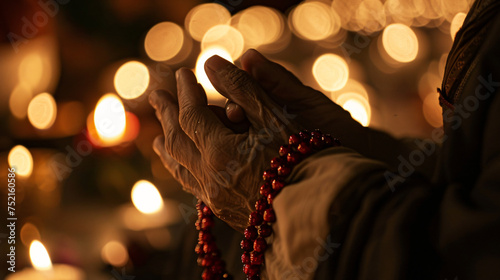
[176,68,232,152]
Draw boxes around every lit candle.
[121,180,181,231]
[6,241,85,280]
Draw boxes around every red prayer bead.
[322,134,333,146]
[241,252,251,264]
[253,237,267,252]
[272,179,285,191]
[270,156,282,169]
[263,208,276,222]
[195,243,203,254]
[297,142,312,154]
[310,135,324,149]
[202,205,213,216]
[250,251,264,265]
[211,259,225,274]
[202,269,214,280]
[310,130,322,138]
[262,169,277,181]
[244,226,258,240]
[240,239,253,251]
[244,264,260,277]
[199,231,213,242]
[255,198,268,212]
[203,242,217,254]
[267,192,278,204]
[289,133,301,146]
[278,145,291,157]
[201,217,214,229]
[277,165,291,176]
[202,255,214,267]
[287,151,302,165]
[249,211,263,226]
[259,223,273,237]
[259,183,272,197]
[299,130,310,140]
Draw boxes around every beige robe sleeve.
[264,147,388,280]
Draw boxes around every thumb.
[240,49,322,103]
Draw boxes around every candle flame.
[8,145,34,178]
[30,240,53,271]
[93,93,127,145]
[131,180,164,214]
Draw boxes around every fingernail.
[175,69,181,81]
[205,55,232,73]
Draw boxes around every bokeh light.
[382,23,419,63]
[18,53,44,90]
[9,83,33,119]
[290,1,340,41]
[27,93,57,130]
[423,92,443,127]
[201,25,244,60]
[20,223,41,247]
[8,145,34,178]
[131,180,164,214]
[336,92,371,126]
[114,61,150,99]
[313,54,349,92]
[144,22,185,62]
[30,240,52,270]
[355,0,386,34]
[185,3,231,41]
[101,241,129,267]
[94,93,127,144]
[235,6,285,48]
[195,47,233,103]
[450,12,467,40]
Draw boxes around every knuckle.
[178,106,200,132]
[226,67,255,94]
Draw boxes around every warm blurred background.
[0,0,471,279]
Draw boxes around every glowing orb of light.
[423,92,443,128]
[101,241,129,267]
[94,94,127,143]
[313,54,349,92]
[290,1,339,41]
[450,12,467,40]
[20,223,41,247]
[144,22,184,62]
[8,145,34,178]
[382,23,419,63]
[336,92,371,126]
[114,61,150,100]
[27,93,57,130]
[201,25,244,60]
[9,83,33,119]
[185,3,231,41]
[195,47,233,102]
[30,240,52,271]
[131,180,164,214]
[236,6,284,47]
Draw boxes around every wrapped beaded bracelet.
[195,130,341,280]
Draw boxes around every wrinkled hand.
[150,57,302,232]
[226,49,365,149]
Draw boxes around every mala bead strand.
[195,130,341,280]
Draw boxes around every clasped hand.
[150,49,355,232]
